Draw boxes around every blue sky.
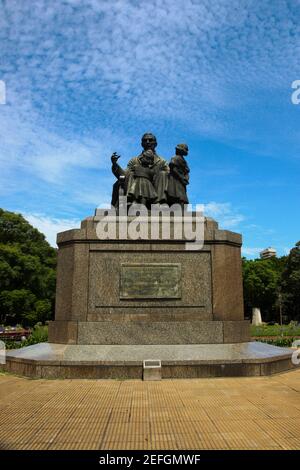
[0,0,299,256]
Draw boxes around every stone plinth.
[49,212,247,346]
[3,211,295,379]
[48,320,250,345]
[3,342,295,379]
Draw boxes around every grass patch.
[254,337,296,347]
[251,322,300,337]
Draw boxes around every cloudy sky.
[0,0,300,256]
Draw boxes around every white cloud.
[23,213,81,247]
[242,247,264,258]
[204,201,245,229]
[0,99,126,185]
[1,0,299,136]
[283,246,292,255]
[0,0,299,256]
[1,0,299,196]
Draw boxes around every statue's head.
[141,133,157,151]
[176,143,189,156]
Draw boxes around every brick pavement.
[0,370,300,450]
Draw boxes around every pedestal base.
[3,342,296,379]
[48,320,250,344]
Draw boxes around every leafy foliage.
[281,242,300,322]
[255,337,297,347]
[243,243,300,322]
[0,209,56,325]
[4,324,49,349]
[242,256,286,322]
[250,322,300,337]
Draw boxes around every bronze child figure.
[167,143,190,207]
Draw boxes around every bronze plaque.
[120,263,181,299]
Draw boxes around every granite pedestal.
[3,212,295,378]
[4,342,295,379]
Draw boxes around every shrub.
[3,324,48,349]
[255,337,296,347]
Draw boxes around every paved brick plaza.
[0,370,300,450]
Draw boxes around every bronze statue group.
[111,133,190,209]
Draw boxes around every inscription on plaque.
[120,263,181,299]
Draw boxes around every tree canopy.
[281,242,300,321]
[0,209,56,326]
[243,245,300,323]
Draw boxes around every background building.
[260,247,277,259]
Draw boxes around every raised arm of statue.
[111,152,126,179]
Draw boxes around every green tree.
[281,241,300,321]
[0,289,36,324]
[242,256,286,322]
[35,299,52,323]
[0,209,57,326]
